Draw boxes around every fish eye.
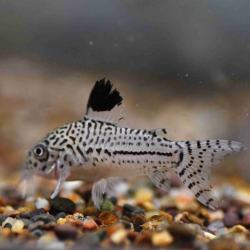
[33,145,46,158]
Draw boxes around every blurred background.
[0,0,250,186]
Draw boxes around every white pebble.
[12,220,25,233]
[110,229,127,244]
[35,197,49,209]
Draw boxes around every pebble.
[54,224,78,240]
[203,231,216,240]
[2,217,15,227]
[208,221,225,233]
[123,204,145,217]
[57,218,67,225]
[73,212,84,219]
[83,207,99,217]
[168,222,196,241]
[3,210,20,217]
[31,214,56,224]
[1,227,12,237]
[110,229,127,244]
[223,212,241,227]
[28,220,45,231]
[119,220,134,230]
[135,230,153,246]
[152,231,174,247]
[30,208,45,218]
[176,212,204,226]
[17,206,31,213]
[4,223,12,228]
[110,197,117,205]
[158,211,173,223]
[100,198,115,213]
[0,214,8,225]
[144,211,159,220]
[130,213,147,225]
[55,212,66,221]
[208,210,225,222]
[83,217,99,231]
[228,225,248,233]
[140,201,155,212]
[142,215,169,231]
[44,221,57,230]
[11,219,25,233]
[66,218,84,227]
[32,229,44,237]
[20,218,32,229]
[37,232,58,247]
[16,212,31,220]
[134,188,153,204]
[99,211,119,226]
[50,197,76,213]
[35,198,50,212]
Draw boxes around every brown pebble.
[149,215,167,222]
[175,212,204,227]
[130,214,146,225]
[135,230,153,246]
[209,237,242,250]
[158,212,173,223]
[43,221,57,230]
[99,211,119,226]
[228,225,248,233]
[168,222,195,239]
[127,231,138,242]
[54,224,78,240]
[83,207,99,217]
[142,215,169,231]
[106,223,123,237]
[223,212,240,227]
[1,227,12,237]
[66,218,84,227]
[3,210,20,218]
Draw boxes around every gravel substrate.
[1,178,250,250]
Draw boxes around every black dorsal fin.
[85,78,126,124]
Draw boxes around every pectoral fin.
[51,166,71,199]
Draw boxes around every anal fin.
[148,169,171,192]
[92,178,107,209]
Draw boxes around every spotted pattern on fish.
[19,78,247,210]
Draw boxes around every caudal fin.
[174,140,247,209]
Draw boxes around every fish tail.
[174,140,247,209]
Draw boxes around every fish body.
[21,79,247,209]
